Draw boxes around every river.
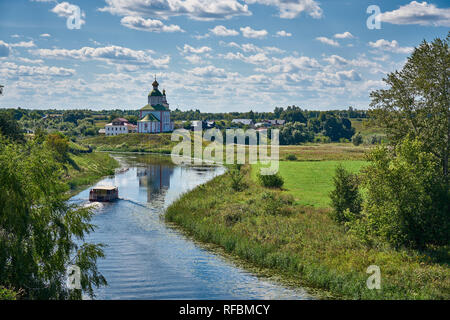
[72,153,312,300]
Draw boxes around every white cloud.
[32,45,170,68]
[259,56,321,73]
[40,33,51,38]
[220,41,284,54]
[180,44,212,54]
[334,31,354,39]
[336,70,362,81]
[120,16,184,32]
[51,2,86,26]
[275,30,292,37]
[0,41,11,57]
[210,25,239,36]
[10,40,36,48]
[99,0,251,21]
[379,1,450,27]
[323,54,349,67]
[222,52,270,65]
[17,57,45,64]
[190,65,228,78]
[184,55,206,64]
[240,26,268,39]
[0,62,76,78]
[245,0,322,19]
[316,37,339,47]
[368,39,413,54]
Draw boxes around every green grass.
[165,166,450,300]
[65,152,119,196]
[82,133,176,154]
[278,160,367,208]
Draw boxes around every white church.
[103,78,174,136]
[137,78,174,133]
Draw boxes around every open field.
[166,165,449,299]
[82,133,370,161]
[278,160,367,208]
[279,143,369,161]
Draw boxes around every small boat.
[89,186,119,202]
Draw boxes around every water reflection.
[137,165,174,203]
[72,153,312,300]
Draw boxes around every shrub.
[329,164,362,223]
[229,164,246,191]
[359,138,449,248]
[257,171,284,188]
[285,154,297,161]
[352,133,363,146]
[261,191,294,216]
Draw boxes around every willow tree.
[0,138,106,299]
[369,33,449,180]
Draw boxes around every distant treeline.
[170,106,368,121]
[0,106,366,143]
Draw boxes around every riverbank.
[165,164,449,299]
[65,152,120,197]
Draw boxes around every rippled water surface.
[72,154,312,300]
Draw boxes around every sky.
[0,0,449,112]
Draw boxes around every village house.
[105,118,137,136]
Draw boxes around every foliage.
[257,170,284,188]
[0,111,24,142]
[45,132,69,162]
[323,117,355,142]
[357,138,449,248]
[369,33,450,179]
[352,133,363,146]
[166,165,450,299]
[228,164,247,191]
[285,154,297,161]
[329,165,362,223]
[0,139,106,299]
[0,286,20,300]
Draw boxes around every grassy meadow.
[165,164,449,299]
[278,160,367,208]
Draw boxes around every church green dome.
[148,88,163,97]
[141,104,168,111]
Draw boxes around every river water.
[72,153,311,300]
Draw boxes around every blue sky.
[0,0,449,112]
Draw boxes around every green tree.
[329,165,362,223]
[0,111,24,142]
[352,133,363,146]
[45,132,69,162]
[0,139,106,299]
[369,33,449,180]
[360,138,449,248]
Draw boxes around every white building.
[105,118,137,136]
[138,79,174,133]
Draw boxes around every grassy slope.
[82,133,176,154]
[65,152,119,195]
[166,166,449,299]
